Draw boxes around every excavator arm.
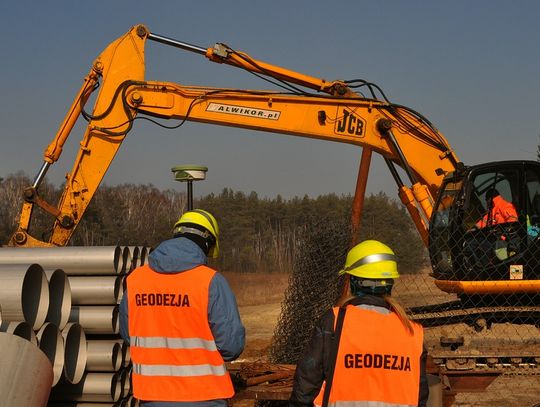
[9,24,460,247]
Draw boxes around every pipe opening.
[46,269,71,330]
[62,322,87,384]
[22,264,49,330]
[37,322,64,386]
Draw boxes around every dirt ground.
[230,271,540,407]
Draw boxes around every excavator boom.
[9,24,459,248]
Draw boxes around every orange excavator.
[7,24,540,298]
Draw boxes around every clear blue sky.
[1,1,539,199]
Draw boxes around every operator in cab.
[289,240,429,407]
[475,188,518,229]
[119,209,245,407]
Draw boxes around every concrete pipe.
[0,332,53,407]
[50,372,123,402]
[0,263,49,330]
[68,276,123,305]
[86,340,122,371]
[36,321,64,386]
[62,322,87,384]
[0,246,125,275]
[69,305,119,334]
[45,268,72,330]
[0,320,38,345]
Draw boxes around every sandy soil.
[237,303,281,360]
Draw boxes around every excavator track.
[407,300,540,375]
[434,351,540,372]
[409,302,540,329]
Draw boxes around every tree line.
[0,173,427,273]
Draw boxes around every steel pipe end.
[36,322,64,386]
[128,246,140,271]
[139,246,149,266]
[45,269,72,330]
[120,246,131,275]
[61,322,87,384]
[116,276,125,304]
[0,320,38,345]
[21,264,50,330]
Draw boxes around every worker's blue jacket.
[119,237,246,407]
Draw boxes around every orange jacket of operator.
[314,305,424,407]
[127,264,234,402]
[476,195,518,228]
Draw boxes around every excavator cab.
[429,160,540,295]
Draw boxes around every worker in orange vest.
[120,209,245,407]
[475,188,518,228]
[289,240,429,407]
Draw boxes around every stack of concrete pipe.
[0,245,149,407]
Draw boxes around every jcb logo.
[335,107,365,137]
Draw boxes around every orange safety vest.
[314,305,423,407]
[127,264,234,402]
[476,195,518,228]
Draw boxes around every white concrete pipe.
[62,322,87,384]
[0,320,38,345]
[0,263,49,330]
[45,268,72,330]
[36,321,64,386]
[0,332,53,407]
[69,305,119,334]
[50,372,123,402]
[0,246,126,275]
[68,276,123,305]
[86,340,122,371]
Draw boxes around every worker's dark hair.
[349,275,394,296]
[486,188,500,201]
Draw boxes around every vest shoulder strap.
[322,306,347,407]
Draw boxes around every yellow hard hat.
[173,209,219,258]
[339,240,399,279]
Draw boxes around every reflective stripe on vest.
[131,336,218,351]
[133,362,228,377]
[127,264,234,402]
[314,305,423,407]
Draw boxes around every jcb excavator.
[7,24,540,299]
